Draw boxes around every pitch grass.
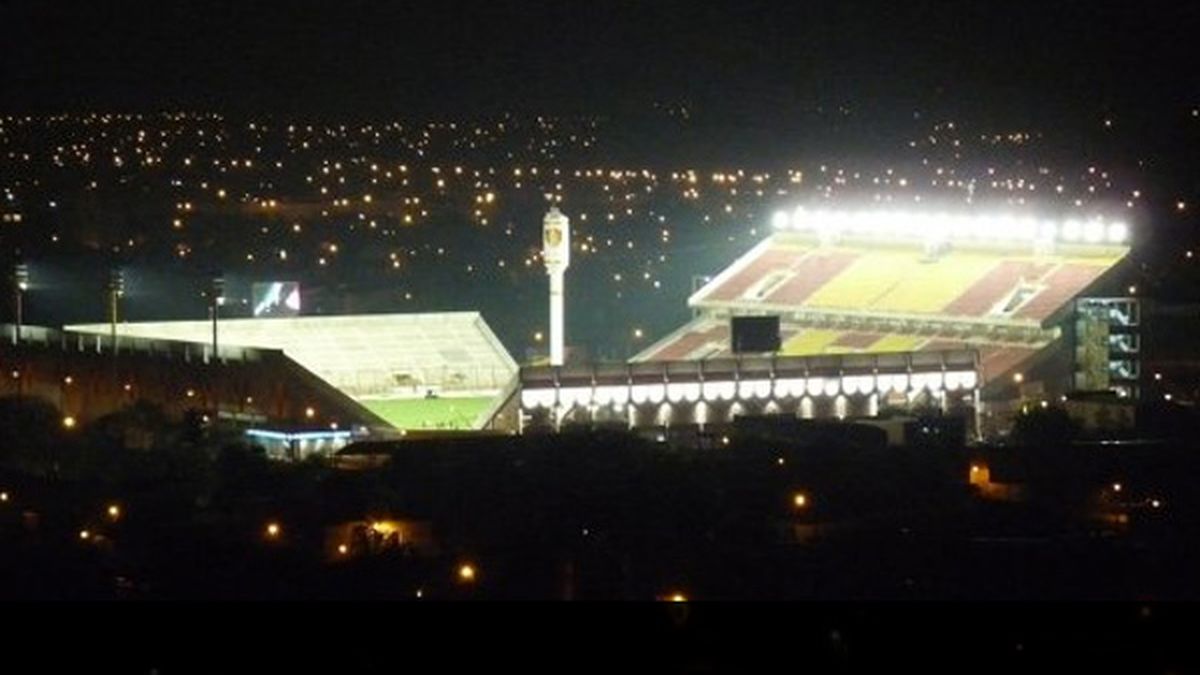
[360,396,496,430]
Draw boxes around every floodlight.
[791,206,809,230]
[767,206,1129,247]
[1014,217,1037,241]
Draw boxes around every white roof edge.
[687,234,779,308]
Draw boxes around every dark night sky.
[2,1,1198,119]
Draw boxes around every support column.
[549,271,564,366]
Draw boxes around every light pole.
[11,263,28,344]
[107,269,124,355]
[209,276,225,361]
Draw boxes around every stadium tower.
[543,206,570,366]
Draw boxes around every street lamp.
[11,262,28,344]
[457,563,477,583]
[209,276,225,361]
[108,269,124,355]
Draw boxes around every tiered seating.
[694,236,1126,326]
[873,254,1004,313]
[831,332,884,349]
[1014,263,1113,322]
[645,323,730,361]
[780,329,841,355]
[762,251,859,304]
[701,248,805,302]
[941,261,1053,317]
[868,334,928,353]
[69,313,518,397]
[804,252,909,309]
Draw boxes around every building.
[487,208,1132,437]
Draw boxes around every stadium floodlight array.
[770,207,1130,245]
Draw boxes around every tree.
[0,395,67,475]
[1010,405,1080,448]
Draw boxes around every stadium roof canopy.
[69,312,517,398]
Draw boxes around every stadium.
[488,208,1136,439]
[68,312,517,433]
[7,206,1137,451]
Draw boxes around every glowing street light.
[107,504,121,520]
[265,522,281,539]
[792,492,809,509]
[62,415,77,430]
[457,563,477,583]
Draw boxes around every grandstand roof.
[690,232,1127,328]
[69,312,517,398]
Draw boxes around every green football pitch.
[360,396,496,430]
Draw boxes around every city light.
[265,522,281,539]
[458,563,477,582]
[62,416,77,429]
[792,492,808,509]
[107,504,121,520]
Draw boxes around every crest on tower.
[542,206,570,270]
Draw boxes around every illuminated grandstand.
[69,313,517,430]
[482,208,1132,438]
[636,208,1132,406]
